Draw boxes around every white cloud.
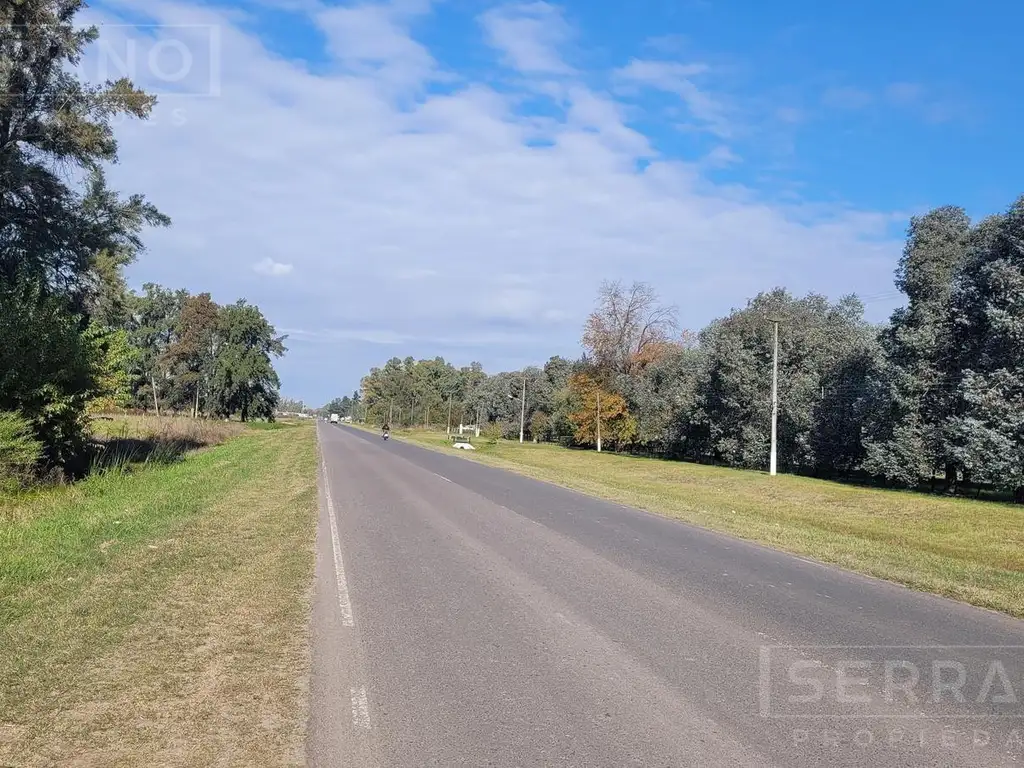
[315,0,438,89]
[704,145,741,167]
[613,58,732,137]
[821,81,965,125]
[253,258,294,276]
[565,86,653,157]
[479,2,574,75]
[883,82,965,124]
[617,59,710,84]
[884,81,923,105]
[775,106,804,124]
[86,0,903,402]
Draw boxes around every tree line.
[0,1,284,484]
[320,392,362,419]
[95,283,285,422]
[344,196,1024,501]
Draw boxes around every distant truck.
[329,413,339,424]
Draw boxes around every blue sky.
[87,0,1023,404]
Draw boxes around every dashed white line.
[322,458,354,627]
[350,686,371,729]
[433,472,452,483]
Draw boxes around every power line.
[856,290,903,304]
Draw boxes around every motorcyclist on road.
[381,422,391,438]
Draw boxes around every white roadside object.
[454,442,476,450]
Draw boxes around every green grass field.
[0,420,317,767]
[368,425,1024,618]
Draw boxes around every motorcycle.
[382,430,390,440]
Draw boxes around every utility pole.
[519,373,526,444]
[596,388,602,453]
[446,394,453,436]
[769,318,780,477]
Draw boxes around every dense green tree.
[0,410,43,492]
[810,343,879,476]
[941,198,1024,498]
[361,357,405,424]
[0,282,97,471]
[409,357,454,426]
[87,322,138,413]
[321,395,359,419]
[83,249,134,329]
[542,356,574,391]
[460,363,499,426]
[325,397,345,416]
[278,397,307,414]
[695,290,874,471]
[0,0,167,470]
[861,206,972,487]
[127,284,188,415]
[0,2,167,293]
[163,293,220,417]
[616,342,703,456]
[209,301,286,422]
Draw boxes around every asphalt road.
[308,423,1024,767]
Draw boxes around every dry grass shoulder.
[88,413,246,442]
[86,414,246,475]
[0,423,317,767]
[385,426,1024,618]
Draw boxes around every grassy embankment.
[0,416,317,767]
[363,424,1024,618]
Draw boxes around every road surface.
[308,423,1024,767]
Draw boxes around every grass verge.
[85,414,246,480]
[88,413,247,443]
[0,423,317,767]
[372,425,1024,619]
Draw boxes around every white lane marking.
[432,472,452,483]
[350,686,371,729]
[322,458,354,627]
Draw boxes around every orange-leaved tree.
[567,373,636,449]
